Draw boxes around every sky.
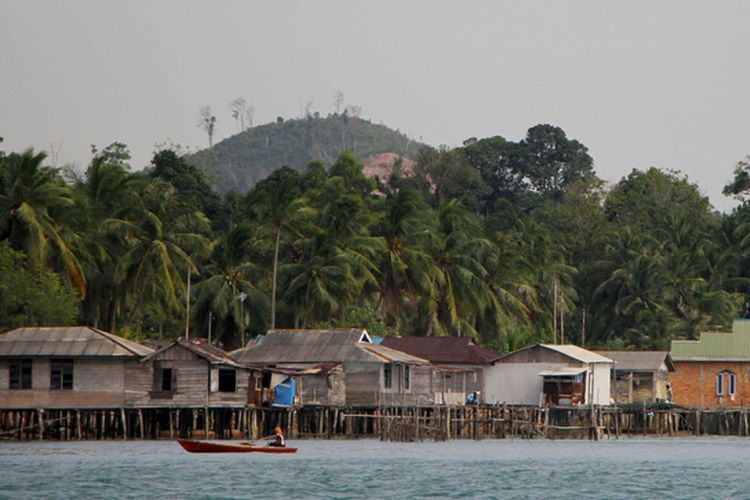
[1,1,749,211]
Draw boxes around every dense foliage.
[1,122,748,351]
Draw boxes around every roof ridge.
[88,326,150,356]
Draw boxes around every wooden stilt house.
[0,326,153,409]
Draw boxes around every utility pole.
[185,269,191,340]
[552,280,558,344]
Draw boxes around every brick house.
[670,319,750,408]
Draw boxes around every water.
[1,438,749,499]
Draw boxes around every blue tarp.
[273,378,296,407]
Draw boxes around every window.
[9,359,32,390]
[404,365,411,390]
[218,369,237,392]
[50,359,73,390]
[155,367,174,392]
[716,372,724,396]
[383,364,392,389]
[728,371,737,398]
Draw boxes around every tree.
[108,180,211,329]
[229,97,248,131]
[374,190,435,330]
[0,242,79,330]
[198,106,217,147]
[328,151,375,195]
[191,225,268,347]
[334,91,345,113]
[514,124,594,200]
[248,167,315,328]
[150,149,220,220]
[0,149,86,296]
[425,200,491,337]
[723,155,750,200]
[414,147,489,212]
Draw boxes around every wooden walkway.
[2,404,750,441]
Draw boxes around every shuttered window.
[51,359,74,390]
[9,359,32,390]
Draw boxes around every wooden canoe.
[177,439,298,454]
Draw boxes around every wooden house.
[234,329,462,406]
[0,326,153,409]
[483,344,613,406]
[595,351,675,404]
[380,336,500,403]
[670,319,750,408]
[136,338,292,408]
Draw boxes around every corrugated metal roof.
[380,336,501,364]
[234,329,428,365]
[538,366,587,376]
[540,344,613,364]
[0,326,153,357]
[671,319,750,360]
[595,351,675,372]
[143,338,241,367]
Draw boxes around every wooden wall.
[139,344,253,407]
[298,366,346,406]
[0,358,130,408]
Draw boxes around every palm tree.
[108,180,211,329]
[191,225,269,348]
[249,168,316,329]
[73,154,146,328]
[425,199,491,337]
[281,234,361,327]
[0,149,86,295]
[375,190,436,330]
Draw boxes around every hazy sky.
[1,1,748,210]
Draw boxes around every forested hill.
[189,114,425,194]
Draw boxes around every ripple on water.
[1,438,750,499]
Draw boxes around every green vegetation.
[188,114,423,194]
[1,120,748,352]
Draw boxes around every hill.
[189,114,426,194]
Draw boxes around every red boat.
[177,438,298,454]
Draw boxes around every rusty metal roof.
[233,328,428,365]
[380,336,501,364]
[143,338,242,367]
[595,350,675,372]
[0,326,153,358]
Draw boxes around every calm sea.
[1,438,748,499]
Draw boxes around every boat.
[177,438,298,454]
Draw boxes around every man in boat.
[268,426,286,447]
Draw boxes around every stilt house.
[136,338,292,408]
[484,344,613,406]
[0,326,153,409]
[380,336,500,403]
[595,350,675,404]
[234,329,462,406]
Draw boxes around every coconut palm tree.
[0,149,86,295]
[248,167,316,329]
[108,180,211,328]
[374,190,436,330]
[191,225,269,348]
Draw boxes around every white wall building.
[483,344,613,406]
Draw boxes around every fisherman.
[268,426,286,447]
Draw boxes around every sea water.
[1,438,748,499]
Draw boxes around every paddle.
[239,434,277,446]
